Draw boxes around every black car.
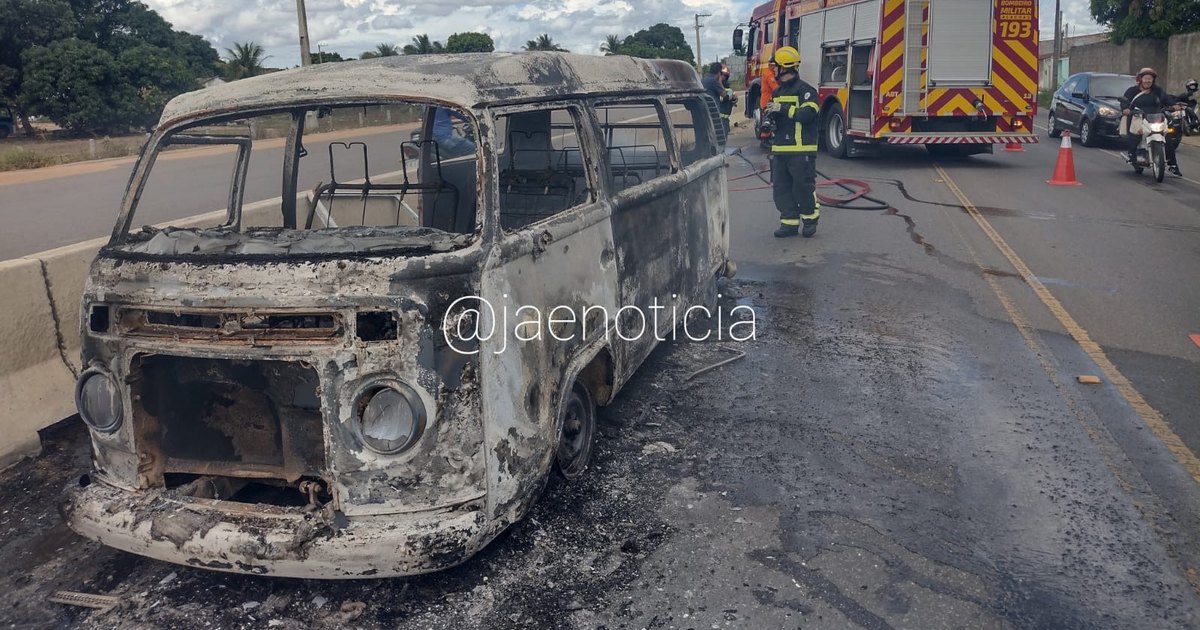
[1047,72,1134,147]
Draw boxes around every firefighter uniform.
[767,53,820,238]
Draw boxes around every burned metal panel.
[79,249,489,517]
[606,172,693,383]
[477,205,621,522]
[157,53,702,130]
[62,480,491,578]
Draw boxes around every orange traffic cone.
[1047,131,1082,186]
[1004,140,1025,152]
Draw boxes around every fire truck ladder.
[901,0,929,115]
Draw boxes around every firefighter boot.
[801,218,818,238]
[774,224,799,238]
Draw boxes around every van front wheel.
[554,382,596,480]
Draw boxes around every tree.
[7,0,220,135]
[224,41,268,80]
[171,31,221,79]
[115,44,197,128]
[524,34,567,52]
[373,43,400,57]
[1091,0,1200,43]
[600,34,623,55]
[402,34,443,55]
[445,32,495,53]
[312,50,348,63]
[618,24,695,64]
[0,0,78,134]
[19,38,134,133]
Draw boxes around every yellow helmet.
[772,46,801,69]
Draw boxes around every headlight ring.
[352,380,427,455]
[75,368,122,433]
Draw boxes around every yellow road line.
[933,163,1200,484]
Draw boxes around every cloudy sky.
[141,0,1103,68]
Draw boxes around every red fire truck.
[734,0,1039,157]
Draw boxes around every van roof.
[160,52,702,126]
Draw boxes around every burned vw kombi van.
[62,53,729,578]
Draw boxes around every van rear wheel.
[554,382,596,480]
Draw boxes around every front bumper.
[1092,116,1123,138]
[62,479,489,579]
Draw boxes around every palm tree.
[402,34,444,55]
[374,43,400,57]
[600,34,623,56]
[524,34,567,52]
[224,42,268,80]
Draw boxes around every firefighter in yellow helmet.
[765,46,821,237]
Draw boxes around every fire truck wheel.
[824,103,848,159]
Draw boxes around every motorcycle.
[1179,95,1200,135]
[1128,107,1169,183]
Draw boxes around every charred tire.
[825,103,848,159]
[1079,119,1096,147]
[1152,141,1166,182]
[1047,112,1062,138]
[554,381,596,480]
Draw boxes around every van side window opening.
[595,101,672,192]
[117,101,479,257]
[666,97,717,167]
[494,106,595,231]
[764,19,775,44]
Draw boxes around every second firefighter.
[765,46,820,238]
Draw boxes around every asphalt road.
[1,124,1199,628]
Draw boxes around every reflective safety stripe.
[780,219,801,226]
[802,194,821,220]
[773,144,818,153]
[770,94,819,153]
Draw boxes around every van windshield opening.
[112,102,480,259]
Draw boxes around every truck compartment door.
[928,0,993,85]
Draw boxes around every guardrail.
[0,200,286,468]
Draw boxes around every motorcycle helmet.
[1187,78,1198,93]
[1137,67,1157,80]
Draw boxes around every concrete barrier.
[0,198,298,468]
[0,258,79,468]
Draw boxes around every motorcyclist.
[1122,67,1180,176]
[1175,78,1198,133]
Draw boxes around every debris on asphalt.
[1077,375,1103,384]
[642,442,677,454]
[47,591,119,614]
[157,572,176,587]
[683,345,747,382]
[339,601,366,622]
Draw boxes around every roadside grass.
[1037,91,1054,109]
[0,135,146,172]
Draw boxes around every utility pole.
[296,0,312,67]
[694,13,711,72]
[1050,0,1062,89]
